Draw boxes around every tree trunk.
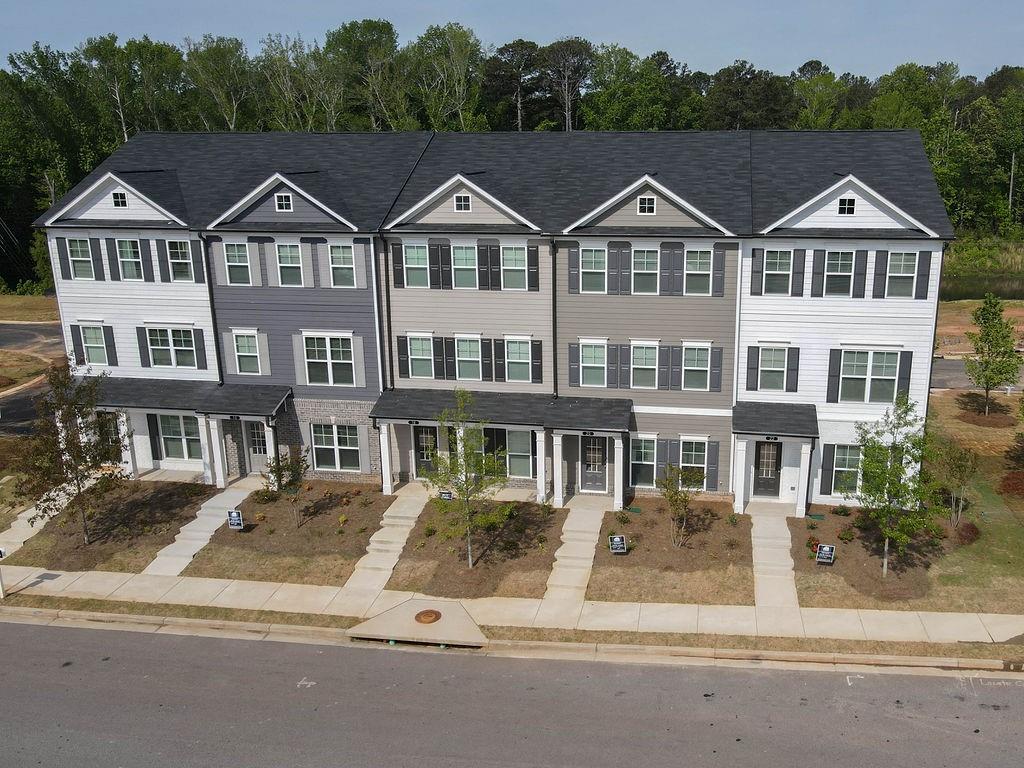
[984,387,991,416]
[515,84,523,132]
[882,536,889,578]
[465,500,474,568]
[76,479,91,546]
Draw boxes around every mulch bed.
[184,481,394,586]
[386,500,568,599]
[586,497,754,605]
[955,392,1017,428]
[4,479,216,572]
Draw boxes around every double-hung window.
[680,441,707,489]
[276,244,302,286]
[159,415,202,460]
[505,339,531,382]
[581,248,606,293]
[312,424,359,471]
[81,326,107,365]
[684,250,711,295]
[632,250,659,294]
[403,245,428,287]
[224,244,250,285]
[682,347,710,390]
[506,430,533,478]
[631,344,658,388]
[763,250,792,294]
[275,192,292,212]
[456,338,481,380]
[501,246,527,290]
[305,335,354,386]
[452,245,477,288]
[148,328,196,368]
[168,241,193,281]
[758,347,787,391]
[580,342,606,386]
[408,335,433,378]
[630,437,656,487]
[329,245,355,287]
[833,445,861,493]
[118,240,143,280]
[234,333,260,374]
[840,350,898,403]
[825,251,854,296]
[68,239,94,279]
[887,252,917,297]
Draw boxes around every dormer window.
[454,193,471,212]
[275,193,293,212]
[111,191,128,209]
[637,196,656,215]
[838,197,855,215]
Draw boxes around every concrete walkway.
[0,477,97,559]
[141,475,263,576]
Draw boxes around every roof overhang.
[732,401,819,439]
[43,171,187,228]
[94,377,292,419]
[207,173,357,231]
[384,174,540,231]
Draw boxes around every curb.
[0,373,47,400]
[2,605,1021,674]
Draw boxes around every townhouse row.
[37,130,952,517]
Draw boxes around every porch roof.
[93,377,292,418]
[732,401,819,438]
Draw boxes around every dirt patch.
[4,480,216,572]
[0,349,48,394]
[936,299,1024,356]
[0,295,59,322]
[386,500,568,599]
[586,497,754,605]
[184,481,394,586]
[954,392,1018,428]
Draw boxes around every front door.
[753,441,782,496]
[246,421,269,474]
[580,436,607,492]
[413,426,437,477]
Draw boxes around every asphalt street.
[1,622,1022,768]
[0,321,62,435]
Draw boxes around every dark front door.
[580,436,607,492]
[753,441,782,496]
[413,426,437,477]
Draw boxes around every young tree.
[851,394,936,577]
[13,365,129,546]
[964,292,1022,414]
[928,435,978,528]
[655,464,706,547]
[423,389,511,568]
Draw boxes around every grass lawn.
[184,482,394,586]
[3,479,216,573]
[0,436,29,474]
[586,498,754,605]
[936,299,1024,356]
[0,294,58,322]
[386,499,568,599]
[0,349,48,392]
[0,475,31,532]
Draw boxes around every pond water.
[940,275,1024,300]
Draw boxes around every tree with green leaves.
[655,464,706,547]
[927,434,978,528]
[964,293,1022,414]
[541,37,595,132]
[481,39,541,132]
[581,45,671,131]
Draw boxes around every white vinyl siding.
[312,424,359,472]
[304,335,354,386]
[408,335,433,378]
[329,245,355,287]
[68,239,94,279]
[580,343,606,387]
[581,248,606,293]
[632,249,658,294]
[684,250,711,295]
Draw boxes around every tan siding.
[591,184,700,228]
[413,185,519,226]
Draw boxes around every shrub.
[424,524,437,537]
[724,537,739,550]
[998,471,1024,497]
[806,535,820,553]
[832,505,851,516]
[615,509,631,526]
[838,526,856,543]
[956,521,981,545]
[806,520,818,530]
[337,513,348,528]
[251,488,280,504]
[727,513,738,526]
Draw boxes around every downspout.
[198,232,224,385]
[381,236,395,389]
[369,235,386,393]
[550,236,559,397]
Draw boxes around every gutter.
[198,232,224,385]
[550,236,559,397]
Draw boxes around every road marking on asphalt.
[296,677,317,689]
[846,675,865,686]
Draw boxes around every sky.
[1,0,1022,79]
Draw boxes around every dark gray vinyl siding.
[230,182,337,225]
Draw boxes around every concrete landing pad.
[346,598,487,647]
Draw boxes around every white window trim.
[683,249,712,296]
[631,248,659,294]
[762,249,793,295]
[232,330,261,376]
[682,344,711,392]
[504,335,532,383]
[276,242,304,287]
[147,327,198,369]
[837,197,856,215]
[453,193,472,212]
[454,334,483,382]
[327,242,356,288]
[832,444,862,494]
[111,191,128,209]
[839,349,899,404]
[403,243,429,289]
[275,192,293,212]
[579,340,608,388]
[637,195,656,215]
[158,414,203,462]
[224,243,252,286]
[630,342,659,390]
[824,250,855,297]
[499,245,528,291]
[451,242,479,290]
[630,433,658,488]
[580,246,608,295]
[310,423,361,473]
[302,332,356,388]
[678,437,708,491]
[758,346,788,391]
[406,333,434,379]
[80,325,108,366]
[167,240,194,282]
[885,251,919,298]
[117,239,144,281]
[67,238,95,280]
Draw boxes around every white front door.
[245,421,269,475]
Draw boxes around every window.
[833,445,861,493]
[825,251,854,296]
[631,345,658,388]
[81,326,107,365]
[840,350,898,403]
[456,338,481,380]
[276,244,302,286]
[305,335,353,386]
[454,194,471,212]
[637,196,656,215]
[234,333,260,374]
[403,245,429,287]
[887,252,917,297]
[452,245,477,288]
[501,246,527,290]
[759,347,787,391]
[111,191,127,209]
[763,250,791,294]
[329,245,355,287]
[168,241,193,281]
[224,244,250,285]
[684,250,711,295]
[68,239,94,279]
[632,249,659,294]
[117,240,143,280]
[148,328,196,368]
[680,441,707,489]
[496,339,528,382]
[311,424,360,471]
[581,248,606,293]
[838,197,855,215]
[408,336,433,378]
[580,343,606,386]
[275,193,293,212]
[683,347,710,390]
[159,415,202,460]
[630,438,656,487]
[507,430,532,478]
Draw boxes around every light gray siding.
[590,184,701,228]
[412,184,519,226]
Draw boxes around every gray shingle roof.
[95,377,292,417]
[732,401,819,438]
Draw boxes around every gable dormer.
[208,173,356,230]
[385,174,538,231]
[46,172,185,226]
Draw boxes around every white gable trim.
[563,175,734,236]
[44,171,187,227]
[384,174,540,231]
[207,173,357,230]
[760,174,939,238]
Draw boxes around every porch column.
[197,415,215,485]
[118,411,137,478]
[534,428,546,503]
[795,440,812,518]
[733,438,747,516]
[208,417,227,489]
[552,432,564,507]
[612,434,624,511]
[380,422,395,495]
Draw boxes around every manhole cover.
[415,609,442,624]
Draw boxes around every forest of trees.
[0,19,1021,289]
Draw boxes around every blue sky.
[2,0,1021,78]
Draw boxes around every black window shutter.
[897,350,913,396]
[69,325,85,365]
[531,340,542,383]
[568,343,580,386]
[56,237,71,279]
[488,245,501,291]
[669,345,682,390]
[432,337,445,379]
[494,339,506,382]
[811,249,825,296]
[785,347,800,393]
[915,251,931,299]
[106,238,121,280]
[872,250,889,298]
[712,242,727,297]
[658,245,672,295]
[820,444,836,495]
[191,240,205,284]
[658,346,671,390]
[791,249,805,296]
[137,327,151,367]
[391,242,404,288]
[477,243,490,290]
[440,243,452,290]
[89,238,105,281]
[671,247,685,295]
[705,441,719,491]
[443,337,456,379]
[750,248,764,295]
[140,239,155,282]
[709,347,723,392]
[397,336,409,378]
[428,243,442,289]
[568,245,580,294]
[147,414,162,461]
[619,344,631,389]
[826,349,842,402]
[607,345,619,388]
[156,240,170,282]
[103,326,118,366]
[193,328,207,370]
[746,346,760,390]
[481,338,493,381]
[852,250,867,298]
[527,245,539,291]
